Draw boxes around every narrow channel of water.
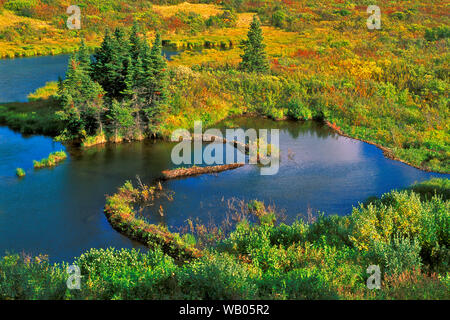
[0,49,180,103]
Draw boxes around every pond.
[0,118,446,262]
[0,48,180,103]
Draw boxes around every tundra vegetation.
[0,178,448,299]
[0,0,448,172]
[0,0,448,300]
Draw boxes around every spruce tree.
[92,29,114,94]
[129,21,142,62]
[107,28,130,99]
[149,33,168,104]
[59,57,105,138]
[239,15,270,73]
[75,38,91,71]
[107,99,135,140]
[145,33,168,128]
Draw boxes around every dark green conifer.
[239,15,270,73]
[75,38,91,70]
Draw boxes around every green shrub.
[306,214,351,247]
[4,0,37,17]
[75,248,178,299]
[0,253,67,300]
[178,253,257,299]
[286,97,312,120]
[272,9,287,28]
[365,236,422,277]
[269,221,308,247]
[425,26,450,41]
[257,269,338,299]
[351,186,449,272]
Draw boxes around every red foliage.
[121,14,134,25]
[330,122,341,132]
[292,49,318,59]
[166,16,186,31]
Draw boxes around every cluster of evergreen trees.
[56,17,268,142]
[57,23,168,141]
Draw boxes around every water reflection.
[0,119,447,262]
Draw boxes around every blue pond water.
[0,55,447,262]
[0,49,180,103]
[0,119,447,262]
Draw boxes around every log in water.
[161,163,244,180]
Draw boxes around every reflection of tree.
[215,117,343,143]
[285,121,304,139]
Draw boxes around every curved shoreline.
[104,181,202,261]
[323,120,448,174]
[1,110,447,174]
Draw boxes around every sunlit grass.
[15,167,25,177]
[33,150,67,169]
[152,2,223,19]
[27,81,58,101]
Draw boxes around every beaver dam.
[161,164,244,180]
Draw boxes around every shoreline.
[1,110,448,175]
[104,181,201,261]
[323,120,447,174]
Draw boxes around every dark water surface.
[0,49,180,103]
[0,118,446,262]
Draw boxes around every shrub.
[425,26,450,41]
[306,214,351,247]
[4,0,37,17]
[379,269,449,300]
[272,9,287,28]
[257,269,338,299]
[365,236,422,277]
[350,187,449,272]
[286,97,312,120]
[75,248,178,299]
[178,253,257,299]
[0,253,67,300]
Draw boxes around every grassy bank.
[0,178,448,299]
[1,1,448,173]
[0,98,63,136]
[162,68,449,173]
[33,151,67,169]
[104,181,201,261]
[1,65,448,173]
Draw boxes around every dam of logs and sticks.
[104,133,265,260]
[162,132,272,180]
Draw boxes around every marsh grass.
[15,167,25,177]
[33,150,67,169]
